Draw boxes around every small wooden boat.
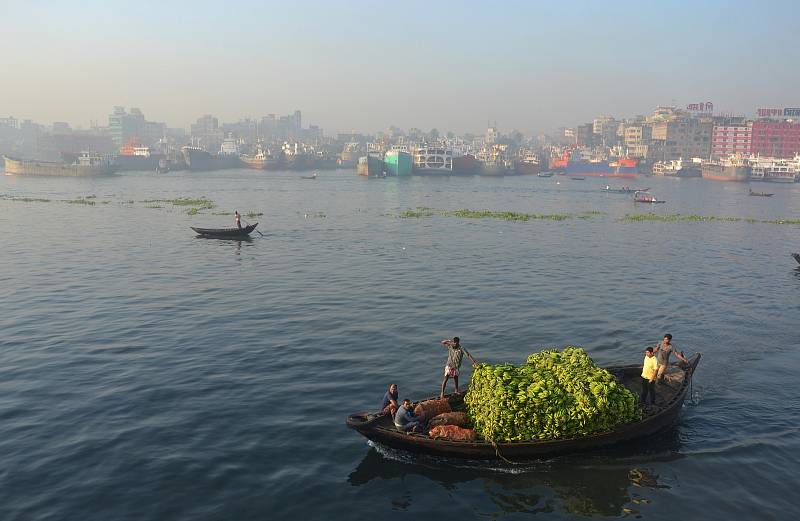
[191,223,257,238]
[347,353,700,460]
[537,171,554,178]
[634,191,665,203]
[792,252,800,265]
[569,176,586,181]
[749,189,773,197]
[301,173,318,180]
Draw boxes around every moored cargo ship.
[240,144,282,170]
[357,154,384,176]
[3,153,117,176]
[114,139,164,171]
[652,158,701,178]
[566,158,638,178]
[182,146,241,171]
[514,153,541,175]
[701,157,751,182]
[383,150,412,176]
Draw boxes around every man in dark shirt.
[381,383,399,417]
[394,399,423,433]
[655,333,689,381]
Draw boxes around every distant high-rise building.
[648,107,712,160]
[108,107,165,148]
[190,114,224,151]
[711,118,751,158]
[575,123,595,147]
[751,120,800,158]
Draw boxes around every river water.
[1,169,798,520]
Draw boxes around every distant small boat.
[537,171,554,178]
[749,189,773,197]
[191,223,257,238]
[301,173,318,180]
[569,176,586,181]
[634,191,665,203]
[792,252,800,265]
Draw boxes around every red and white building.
[751,121,800,158]
[711,123,752,158]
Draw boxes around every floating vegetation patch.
[398,207,435,218]
[144,204,162,209]
[186,208,199,216]
[396,207,577,221]
[3,196,52,203]
[212,211,231,216]
[620,213,800,225]
[64,197,96,205]
[302,211,327,218]
[141,197,214,210]
[245,212,263,218]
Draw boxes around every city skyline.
[2,0,799,134]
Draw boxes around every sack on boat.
[414,398,451,420]
[428,425,476,442]
[429,411,469,428]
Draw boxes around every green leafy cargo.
[464,347,640,442]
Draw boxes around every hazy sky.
[2,0,799,134]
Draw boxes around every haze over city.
[2,0,799,133]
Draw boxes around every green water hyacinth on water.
[464,347,640,442]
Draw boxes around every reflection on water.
[349,427,683,517]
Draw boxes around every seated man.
[381,383,399,417]
[394,399,423,433]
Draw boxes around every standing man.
[440,336,478,398]
[640,347,658,406]
[234,210,242,230]
[654,333,689,381]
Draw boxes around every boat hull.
[191,223,257,238]
[701,164,750,182]
[384,150,412,176]
[514,161,541,176]
[3,155,116,176]
[566,160,638,178]
[347,354,700,460]
[182,148,241,171]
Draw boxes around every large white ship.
[749,156,798,183]
[413,145,453,174]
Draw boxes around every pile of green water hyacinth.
[464,347,640,442]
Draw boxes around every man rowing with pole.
[234,210,242,230]
[439,336,478,398]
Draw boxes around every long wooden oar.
[242,218,265,237]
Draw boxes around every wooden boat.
[749,189,774,197]
[634,191,665,203]
[191,223,257,238]
[792,252,800,265]
[569,176,586,181]
[347,353,700,460]
[300,173,318,180]
[537,171,554,178]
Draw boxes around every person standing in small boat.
[394,399,423,433]
[440,337,478,398]
[234,210,242,230]
[640,347,658,406]
[381,383,399,417]
[654,333,689,381]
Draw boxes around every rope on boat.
[491,441,520,465]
